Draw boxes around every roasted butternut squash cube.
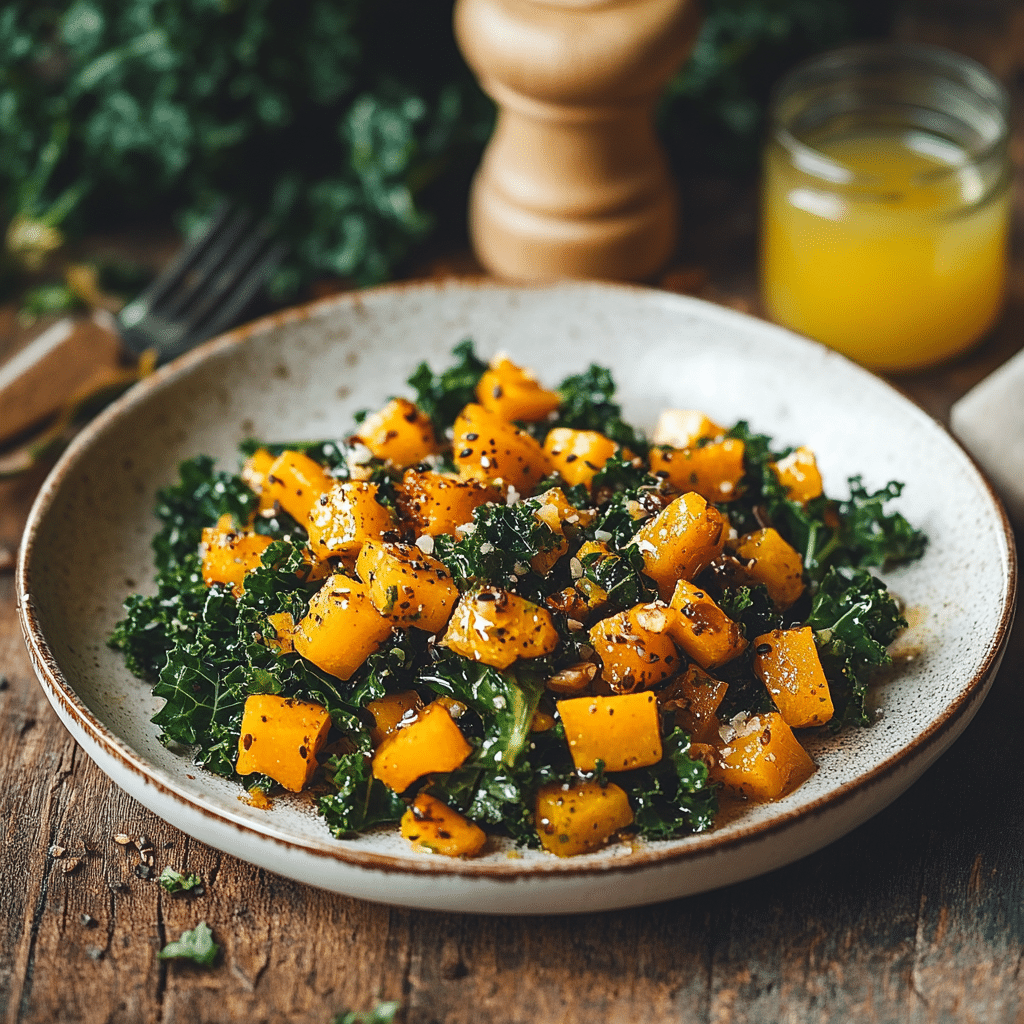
[648,438,745,503]
[398,470,500,538]
[630,491,726,601]
[526,487,593,575]
[401,793,487,857]
[265,450,335,524]
[574,539,613,613]
[293,574,394,680]
[452,403,553,496]
[355,539,460,634]
[658,663,727,744]
[200,516,273,591]
[557,691,663,772]
[241,447,278,512]
[730,528,805,610]
[535,780,634,857]
[588,604,681,692]
[264,611,295,654]
[651,409,724,448]
[236,694,332,793]
[441,586,560,669]
[752,627,834,728]
[771,446,823,505]
[306,481,396,561]
[354,397,441,468]
[543,427,620,489]
[371,702,473,793]
[710,711,815,801]
[667,578,748,670]
[366,690,423,746]
[476,356,561,422]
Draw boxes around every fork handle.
[0,310,126,446]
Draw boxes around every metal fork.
[117,204,286,362]
[0,205,286,449]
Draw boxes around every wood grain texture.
[3,3,1024,1021]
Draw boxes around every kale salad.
[110,342,926,858]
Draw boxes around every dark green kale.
[152,455,257,572]
[806,567,906,729]
[419,650,546,772]
[407,338,488,434]
[726,422,926,585]
[158,867,205,896]
[555,364,647,454]
[579,545,657,614]
[432,497,561,599]
[158,921,219,966]
[714,584,780,640]
[625,728,718,839]
[318,752,407,837]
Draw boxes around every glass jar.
[760,43,1011,372]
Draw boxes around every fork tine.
[175,236,287,351]
[153,208,255,323]
[123,202,235,319]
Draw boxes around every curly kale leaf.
[806,566,906,728]
[153,455,258,572]
[555,364,647,454]
[715,583,779,640]
[726,422,926,584]
[109,554,210,680]
[407,338,487,434]
[432,497,561,598]
[318,753,406,837]
[419,651,546,772]
[626,728,718,839]
[580,545,657,614]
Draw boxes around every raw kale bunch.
[1,0,888,295]
[109,340,924,849]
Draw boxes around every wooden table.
[2,8,1023,1024]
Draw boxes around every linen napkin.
[950,346,1024,531]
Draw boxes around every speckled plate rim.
[16,279,1018,911]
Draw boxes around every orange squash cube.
[476,356,561,422]
[658,663,728,744]
[772,446,823,504]
[293,574,394,680]
[306,481,396,561]
[730,528,805,610]
[543,427,620,489]
[710,711,815,801]
[241,447,278,512]
[354,397,440,468]
[371,702,473,793]
[588,604,681,692]
[666,578,748,670]
[557,691,663,772]
[441,586,560,669]
[236,694,332,793]
[752,626,834,728]
[398,470,500,538]
[452,403,553,496]
[366,690,423,746]
[648,438,746,503]
[651,409,724,448]
[400,793,487,857]
[264,450,335,524]
[535,780,634,857]
[200,516,273,591]
[630,491,726,601]
[264,611,295,654]
[355,539,460,634]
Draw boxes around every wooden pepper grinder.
[454,0,701,282]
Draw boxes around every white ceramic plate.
[18,281,1016,915]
